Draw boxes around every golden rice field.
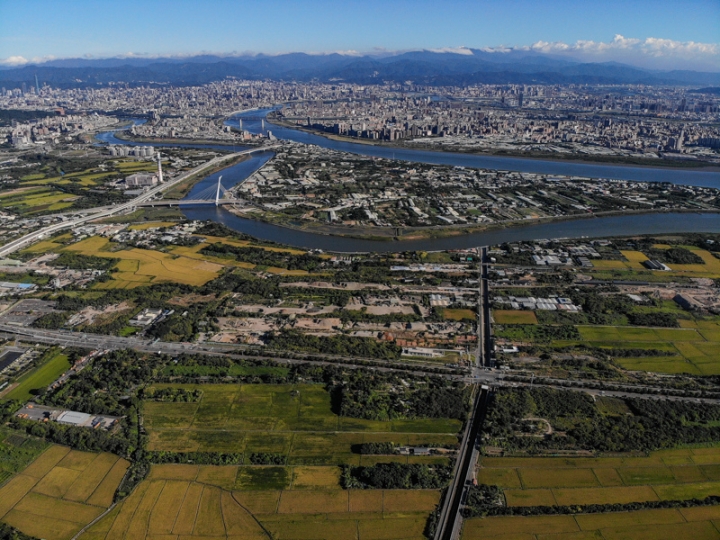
[593,248,720,279]
[79,463,439,540]
[65,236,223,288]
[0,445,129,540]
[476,447,720,509]
[463,507,720,539]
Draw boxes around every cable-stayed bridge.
[136,176,245,207]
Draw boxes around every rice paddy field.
[79,463,439,540]
[475,447,720,509]
[463,448,720,539]
[64,236,224,288]
[145,383,460,465]
[462,507,720,539]
[590,247,720,279]
[0,445,130,540]
[561,320,720,375]
[21,233,325,290]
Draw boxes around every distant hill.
[1,50,719,88]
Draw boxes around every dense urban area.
[0,71,719,540]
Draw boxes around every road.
[434,387,490,540]
[1,323,716,403]
[0,145,278,259]
[0,324,464,378]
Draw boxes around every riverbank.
[270,115,719,171]
[166,154,250,199]
[226,206,720,243]
[112,130,254,148]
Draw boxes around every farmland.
[64,236,224,288]
[492,241,720,376]
[145,383,461,463]
[1,160,158,216]
[463,507,720,539]
[0,428,49,486]
[476,447,720,508]
[493,310,538,325]
[0,445,129,540]
[80,463,440,540]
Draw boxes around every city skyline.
[0,0,719,71]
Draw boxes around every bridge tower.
[157,152,164,183]
[215,176,222,207]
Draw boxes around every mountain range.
[2,49,719,88]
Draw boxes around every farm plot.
[0,445,129,540]
[81,463,440,540]
[462,507,720,539]
[476,447,720,509]
[573,323,720,375]
[64,236,223,288]
[144,383,461,463]
[493,310,538,324]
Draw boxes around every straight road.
[435,387,490,540]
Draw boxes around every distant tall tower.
[35,74,40,94]
[156,152,164,183]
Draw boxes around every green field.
[3,352,70,402]
[476,447,720,509]
[463,507,720,539]
[563,323,720,375]
[145,384,461,464]
[0,429,50,486]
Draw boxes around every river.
[228,108,720,189]
[95,110,720,252]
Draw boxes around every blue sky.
[1,0,718,70]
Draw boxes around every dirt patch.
[167,294,218,307]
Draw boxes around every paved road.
[435,387,490,540]
[1,324,717,403]
[0,325,463,377]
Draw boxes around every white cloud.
[427,46,473,55]
[483,35,719,70]
[0,55,56,66]
[0,55,29,65]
